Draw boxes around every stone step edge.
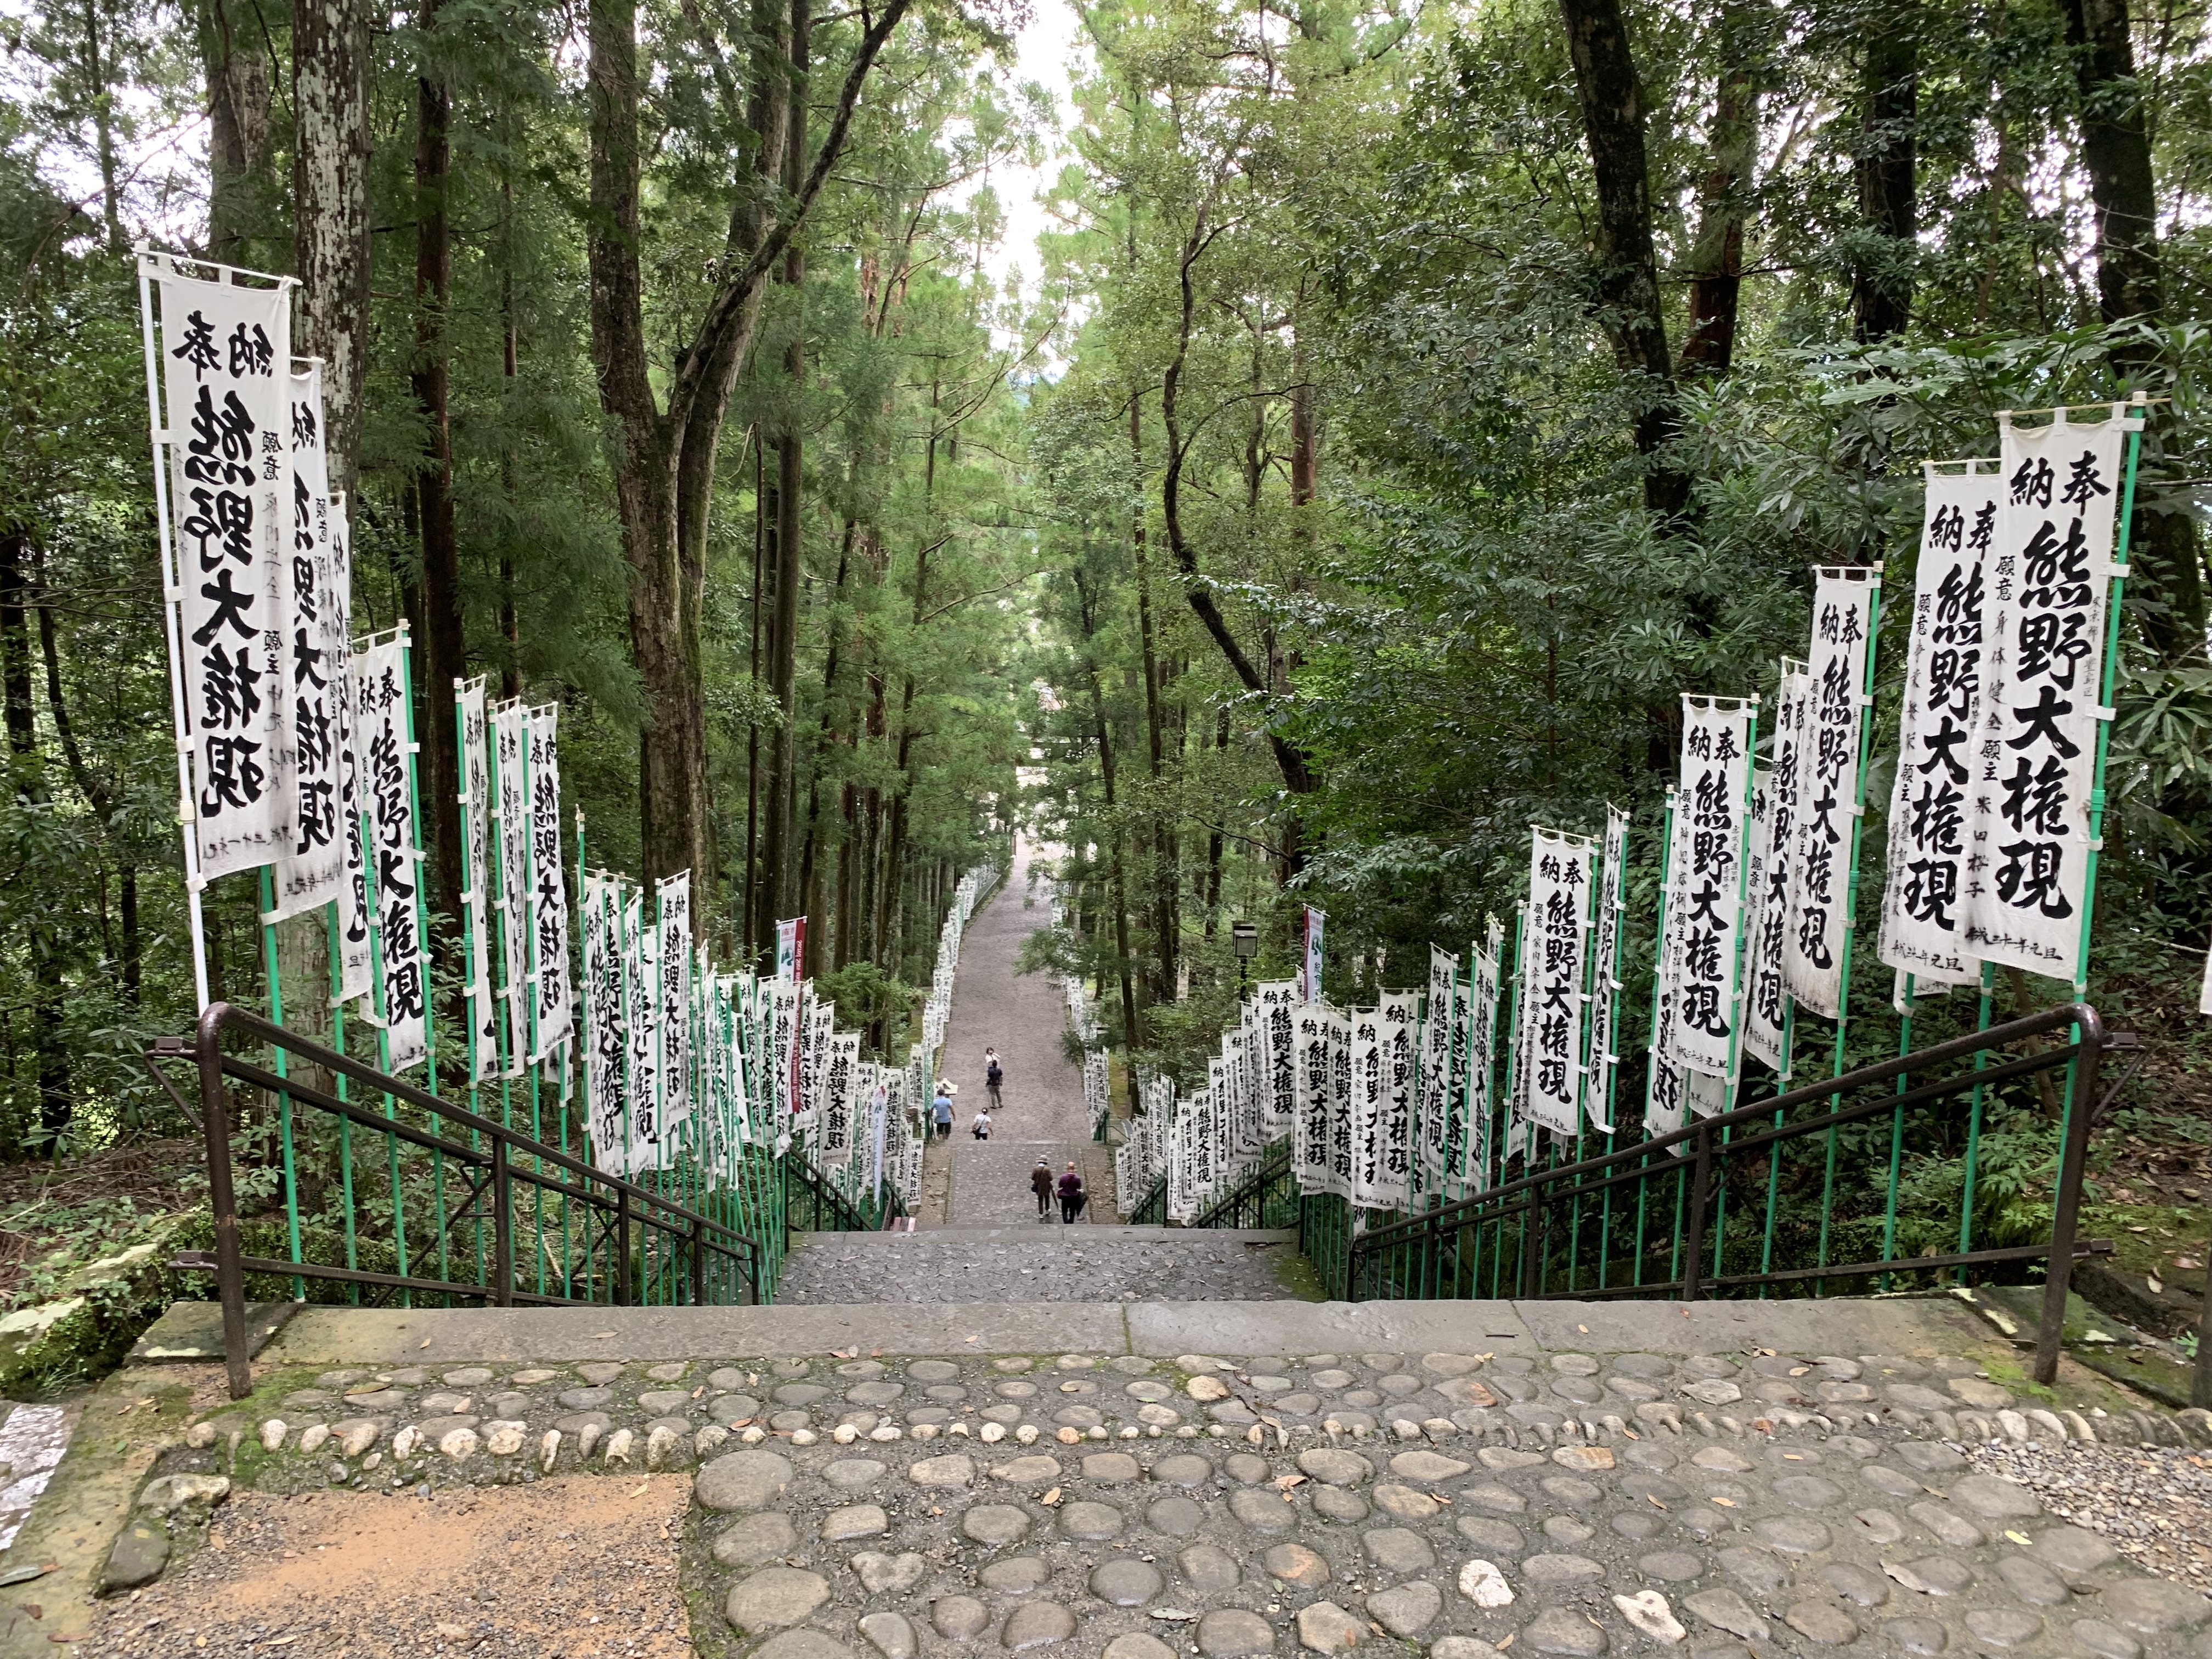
[791,1227,1298,1245]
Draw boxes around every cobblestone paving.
[775,1233,1306,1305]
[124,1345,2212,1657]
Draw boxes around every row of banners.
[142,247,1000,1205]
[1116,401,2146,1215]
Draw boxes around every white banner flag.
[459,678,498,1080]
[624,884,658,1169]
[1525,829,1593,1135]
[328,501,371,1006]
[1883,462,1999,985]
[1302,907,1325,1002]
[1293,1001,1338,1196]
[1646,795,1688,1143]
[528,707,573,1056]
[1347,1005,1383,1207]
[1964,407,2136,984]
[1585,809,1628,1132]
[657,873,692,1139]
[492,703,532,1073]
[1784,569,1879,1019]
[1668,700,1756,1078]
[1418,947,1457,1194]
[583,874,627,1169]
[1743,666,1808,1072]
[1258,981,1296,1136]
[1464,918,1502,1190]
[152,257,294,880]
[823,1032,859,1160]
[353,637,426,1071]
[1374,991,1417,1209]
[266,362,345,920]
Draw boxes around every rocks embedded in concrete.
[852,1552,928,1595]
[714,1511,798,1567]
[1091,1558,1166,1606]
[1518,1605,1608,1656]
[934,1596,994,1640]
[861,1611,921,1659]
[1296,1601,1367,1654]
[961,1504,1033,1546]
[1365,1581,1442,1638]
[696,1447,794,1512]
[724,1566,832,1632]
[1002,1601,1077,1649]
[1196,1608,1276,1656]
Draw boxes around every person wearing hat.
[1030,1159,1053,1219]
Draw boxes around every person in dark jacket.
[1030,1159,1053,1218]
[1057,1163,1085,1224]
[985,1052,1005,1109]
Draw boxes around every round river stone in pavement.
[934,1596,992,1639]
[1822,1563,1888,1607]
[1367,1581,1442,1638]
[725,1567,831,1631]
[1091,1559,1165,1606]
[697,1448,794,1511]
[855,1553,928,1594]
[1003,1602,1078,1650]
[1783,1602,1859,1645]
[909,1453,974,1487]
[757,1631,855,1659]
[909,1361,959,1382]
[822,1504,889,1541]
[1881,1618,1948,1655]
[1297,1448,1372,1486]
[1362,1528,1436,1573]
[1948,1473,2042,1520]
[1520,1605,1607,1656]
[1459,1517,1527,1557]
[1995,1555,2069,1606]
[980,1558,1049,1593]
[1230,1488,1295,1533]
[1154,1454,1214,1487]
[1197,1609,1276,1656]
[2101,1579,2212,1635]
[1181,1544,1243,1595]
[1313,1489,1369,1523]
[860,1612,919,1659]
[1105,1638,1178,1659]
[826,1459,888,1491]
[1771,1475,1843,1509]
[1390,1450,1469,1482]
[715,1511,798,1566]
[1522,1554,1604,1586]
[1264,1543,1330,1587]
[1085,1452,1142,1482]
[1637,1551,1704,1582]
[1148,1496,1205,1535]
[1373,1484,1439,1521]
[1884,1557,1972,1597]
[1060,1500,1124,1540]
[1297,1602,1366,1655]
[1752,1516,1830,1554]
[963,1505,1034,1545]
[2034,1526,2119,1575]
[1965,1610,2042,1648]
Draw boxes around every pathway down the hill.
[772,1227,1313,1305]
[920,837,1113,1228]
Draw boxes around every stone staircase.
[773,1228,1318,1307]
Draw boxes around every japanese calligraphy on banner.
[1302,907,1325,1002]
[267,362,343,919]
[583,874,627,1170]
[152,258,295,879]
[657,873,692,1138]
[1293,1001,1339,1197]
[327,501,371,1005]
[1585,810,1628,1132]
[1502,904,1534,1166]
[352,637,426,1071]
[1257,982,1296,1135]
[492,703,532,1073]
[1667,700,1755,1078]
[1375,991,1418,1209]
[527,707,573,1056]
[1646,794,1689,1144]
[822,1032,858,1159]
[458,679,498,1080]
[1464,918,1502,1190]
[1784,569,1879,1019]
[624,884,658,1169]
[1525,828,1593,1135]
[1883,462,1999,986]
[1325,1007,1355,1197]
[1965,407,2137,984]
[1743,666,1807,1072]
[1418,947,1457,1194]
[1348,1006,1383,1207]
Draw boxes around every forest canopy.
[3,0,2211,1152]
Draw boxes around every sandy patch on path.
[82,1474,692,1658]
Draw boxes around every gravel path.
[83,1475,691,1658]
[1970,1436,2212,1595]
[934,839,1111,1227]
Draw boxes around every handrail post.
[2035,1009,2106,1385]
[691,1215,708,1306]
[490,1135,513,1307]
[1680,1125,1712,1302]
[196,1007,253,1400]
[1520,1180,1544,1299]
[614,1186,632,1306]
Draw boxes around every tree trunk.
[760,129,809,937]
[413,0,466,966]
[1680,1,1764,377]
[293,0,373,500]
[1130,393,1177,1006]
[0,531,68,1138]
[1852,17,1918,342]
[2062,0,2208,666]
[199,0,270,262]
[1555,0,1690,518]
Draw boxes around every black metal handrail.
[1126,1174,1167,1226]
[162,1002,764,1398]
[1346,1001,2110,1385]
[1193,1136,1298,1230]
[782,1152,903,1233]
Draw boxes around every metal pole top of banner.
[353,623,410,652]
[1680,693,1760,713]
[1923,456,2001,477]
[1811,562,1883,583]
[1528,823,1597,849]
[136,242,298,291]
[1996,397,2157,430]
[290,354,326,374]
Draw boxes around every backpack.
[973,1121,990,1139]
[987,1060,1003,1085]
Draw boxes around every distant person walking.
[932,1088,953,1140]
[1057,1162,1085,1224]
[971,1108,992,1140]
[1031,1159,1053,1218]
[985,1049,1004,1109]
